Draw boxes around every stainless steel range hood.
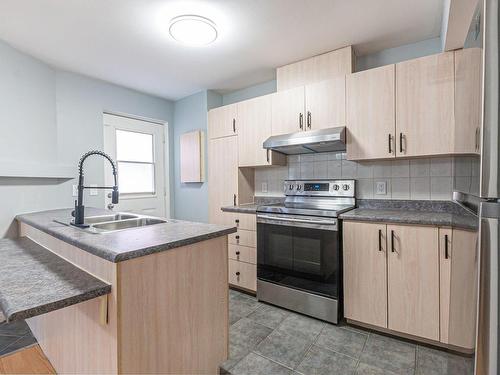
[263,127,346,155]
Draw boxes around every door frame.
[102,111,171,218]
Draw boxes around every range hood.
[263,126,346,155]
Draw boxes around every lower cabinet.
[343,221,478,350]
[229,259,256,291]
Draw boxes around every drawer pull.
[235,235,240,240]
[235,219,240,224]
[235,251,240,258]
[444,234,449,259]
[391,230,395,253]
[235,271,240,276]
[378,229,383,252]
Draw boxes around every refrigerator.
[468,0,500,374]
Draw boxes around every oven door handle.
[257,214,335,226]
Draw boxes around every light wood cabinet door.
[346,65,396,160]
[305,77,346,131]
[440,228,478,349]
[208,136,238,225]
[387,224,440,340]
[208,104,237,139]
[237,95,286,167]
[229,259,256,292]
[343,221,388,329]
[229,244,256,264]
[271,87,305,136]
[454,48,482,155]
[229,229,257,248]
[396,52,455,157]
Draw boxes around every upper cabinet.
[277,46,354,91]
[237,95,286,167]
[208,103,237,139]
[346,49,482,160]
[271,86,305,136]
[396,52,455,157]
[346,65,396,160]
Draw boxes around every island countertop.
[16,208,236,263]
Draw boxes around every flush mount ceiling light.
[169,15,217,46]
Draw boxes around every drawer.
[229,259,256,292]
[228,244,256,264]
[229,229,257,247]
[225,212,257,231]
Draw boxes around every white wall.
[0,40,174,237]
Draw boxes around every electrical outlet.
[72,185,78,197]
[261,182,268,193]
[89,184,98,196]
[376,181,387,195]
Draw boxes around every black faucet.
[71,150,119,228]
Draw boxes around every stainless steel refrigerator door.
[480,0,500,198]
[475,202,500,375]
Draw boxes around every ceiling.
[0,0,444,101]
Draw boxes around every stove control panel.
[284,179,355,197]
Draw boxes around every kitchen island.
[12,208,236,374]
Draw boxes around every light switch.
[261,182,268,193]
[89,184,98,196]
[376,181,387,195]
[72,185,78,197]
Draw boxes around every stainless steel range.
[256,179,355,324]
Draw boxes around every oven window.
[257,223,339,298]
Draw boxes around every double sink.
[57,213,167,233]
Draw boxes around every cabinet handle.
[235,219,240,224]
[378,229,383,251]
[299,113,304,129]
[233,194,237,206]
[235,251,240,257]
[266,149,270,163]
[232,118,236,133]
[388,134,392,154]
[235,235,240,240]
[444,234,449,259]
[391,230,395,253]
[399,133,404,153]
[236,271,240,275]
[307,111,312,129]
[475,128,480,151]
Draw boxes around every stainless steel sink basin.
[84,214,138,224]
[92,218,167,232]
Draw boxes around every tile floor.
[222,289,474,375]
[0,320,36,357]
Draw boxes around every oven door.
[257,213,340,299]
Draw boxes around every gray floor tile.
[0,321,31,337]
[276,313,325,342]
[316,324,368,359]
[247,304,290,329]
[296,345,358,375]
[255,330,312,369]
[230,318,273,352]
[0,334,37,357]
[231,352,291,375]
[359,333,416,374]
[230,311,244,325]
[355,362,404,375]
[416,346,473,375]
[229,293,262,318]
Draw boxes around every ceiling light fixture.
[169,15,217,46]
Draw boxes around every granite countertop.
[0,237,111,322]
[221,197,285,214]
[339,200,478,230]
[16,208,237,263]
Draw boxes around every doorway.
[103,113,168,218]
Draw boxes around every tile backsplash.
[254,152,480,201]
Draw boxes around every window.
[116,129,155,194]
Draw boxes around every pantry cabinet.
[237,95,286,167]
[346,65,396,160]
[387,224,440,340]
[343,221,478,350]
[208,103,237,139]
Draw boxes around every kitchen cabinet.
[277,46,353,91]
[208,136,238,225]
[387,224,440,340]
[396,52,455,157]
[346,65,396,160]
[271,78,346,137]
[229,229,257,248]
[208,103,237,139]
[229,244,256,264]
[439,228,478,349]
[343,221,477,350]
[229,259,257,291]
[237,95,286,167]
[343,222,388,328]
[271,86,305,136]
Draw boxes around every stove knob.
[343,184,350,190]
[289,184,294,190]
[296,185,302,191]
[333,184,340,191]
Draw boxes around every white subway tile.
[430,177,452,200]
[300,162,314,179]
[454,176,472,193]
[453,156,472,177]
[313,161,328,178]
[410,159,430,177]
[410,177,430,200]
[357,179,374,199]
[430,157,452,176]
[392,178,410,199]
[391,160,410,177]
[341,160,358,178]
[372,161,392,178]
[288,163,301,179]
[357,162,374,178]
[327,160,342,178]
